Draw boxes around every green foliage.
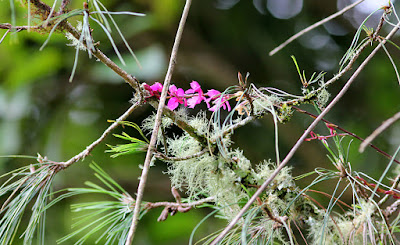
[106,121,149,158]
[47,163,135,245]
[0,157,58,245]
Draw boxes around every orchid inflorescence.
[143,81,232,111]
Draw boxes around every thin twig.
[359,111,400,152]
[25,0,209,159]
[59,0,70,14]
[152,196,215,222]
[269,0,365,56]
[125,1,192,244]
[0,23,39,31]
[28,0,141,90]
[24,0,221,149]
[209,34,371,143]
[0,29,10,44]
[378,174,400,206]
[210,23,400,245]
[61,101,142,168]
[384,199,400,217]
[285,36,370,107]
[293,106,400,164]
[146,196,214,210]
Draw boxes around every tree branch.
[146,197,215,209]
[155,148,208,161]
[125,1,192,244]
[60,100,143,168]
[359,111,400,153]
[210,22,400,245]
[269,0,366,56]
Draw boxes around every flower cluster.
[143,81,231,111]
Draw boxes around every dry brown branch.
[125,0,193,243]
[359,111,400,153]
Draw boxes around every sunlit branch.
[126,0,192,244]
[269,0,366,56]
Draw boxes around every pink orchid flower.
[206,89,231,112]
[185,81,209,108]
[167,85,187,110]
[143,82,163,98]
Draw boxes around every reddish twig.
[305,189,352,210]
[293,106,400,165]
[355,176,400,199]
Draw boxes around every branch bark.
[61,101,143,168]
[125,1,192,244]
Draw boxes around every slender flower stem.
[125,1,192,244]
[210,24,400,245]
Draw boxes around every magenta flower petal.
[226,103,231,111]
[206,89,221,99]
[150,82,163,92]
[167,85,187,109]
[167,98,179,110]
[209,104,218,112]
[224,98,231,111]
[191,81,201,90]
[176,88,185,97]
[169,85,178,94]
[186,81,201,94]
[187,96,202,108]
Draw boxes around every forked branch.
[211,20,400,245]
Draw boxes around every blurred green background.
[1,0,400,244]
